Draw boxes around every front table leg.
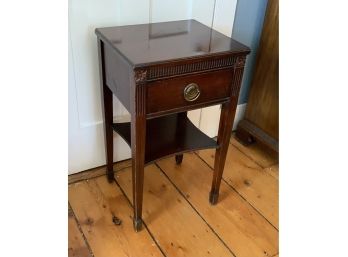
[131,83,146,232]
[131,118,146,231]
[210,102,237,204]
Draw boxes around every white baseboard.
[233,103,247,131]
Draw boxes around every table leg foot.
[133,218,143,232]
[175,154,183,165]
[106,171,114,183]
[209,191,219,205]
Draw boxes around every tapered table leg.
[131,84,146,232]
[175,154,183,164]
[210,102,237,205]
[174,112,187,165]
[103,84,114,182]
[98,39,114,183]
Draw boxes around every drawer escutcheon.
[184,83,201,102]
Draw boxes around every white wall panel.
[69,0,121,127]
[213,0,238,36]
[68,0,145,174]
[150,0,192,22]
[69,20,131,173]
[191,0,215,27]
[119,0,150,25]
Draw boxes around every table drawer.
[146,69,233,115]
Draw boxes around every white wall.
[193,0,238,137]
[69,0,238,174]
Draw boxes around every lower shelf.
[112,113,219,164]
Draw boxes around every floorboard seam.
[68,202,95,257]
[229,142,265,169]
[155,163,237,257]
[112,177,168,257]
[194,152,279,232]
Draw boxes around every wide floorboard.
[69,136,279,257]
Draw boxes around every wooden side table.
[95,20,250,231]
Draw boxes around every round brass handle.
[183,83,201,102]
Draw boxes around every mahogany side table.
[95,20,250,232]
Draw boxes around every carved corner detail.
[235,56,246,68]
[134,70,147,84]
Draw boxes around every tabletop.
[95,19,249,67]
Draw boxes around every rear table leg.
[175,154,183,164]
[174,111,187,165]
[98,39,114,183]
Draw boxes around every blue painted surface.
[232,0,268,104]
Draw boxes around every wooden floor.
[68,136,279,257]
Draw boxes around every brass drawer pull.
[184,83,201,102]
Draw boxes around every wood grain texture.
[68,209,92,257]
[264,164,279,180]
[231,136,278,169]
[157,153,278,257]
[68,178,164,257]
[69,135,279,257]
[243,0,279,139]
[116,165,234,257]
[197,145,279,229]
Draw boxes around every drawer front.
[146,69,233,115]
